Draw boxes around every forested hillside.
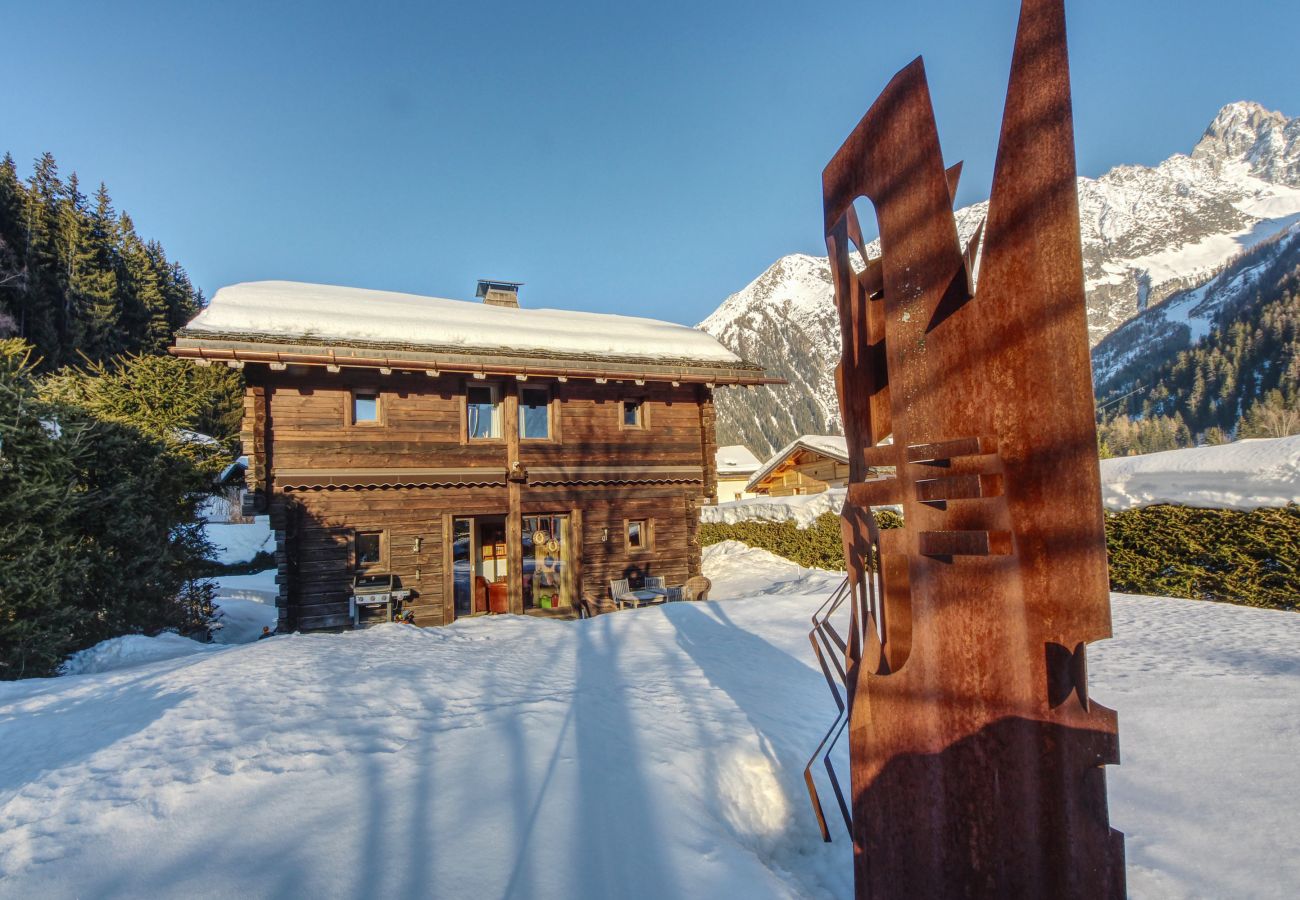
[0,152,201,369]
[1095,233,1300,455]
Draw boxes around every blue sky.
[3,0,1297,325]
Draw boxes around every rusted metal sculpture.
[805,1,1125,896]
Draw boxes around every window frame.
[518,384,553,442]
[624,518,653,553]
[353,529,387,572]
[619,397,647,431]
[465,382,504,442]
[348,387,383,426]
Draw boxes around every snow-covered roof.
[183,281,743,367]
[745,434,849,492]
[1099,435,1300,511]
[714,444,762,477]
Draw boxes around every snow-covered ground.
[2,542,1297,898]
[705,436,1300,527]
[1100,434,1300,511]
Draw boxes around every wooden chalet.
[746,435,851,496]
[171,279,777,630]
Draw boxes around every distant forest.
[0,151,201,369]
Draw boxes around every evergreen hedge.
[1104,505,1298,611]
[701,505,1299,612]
[0,341,239,679]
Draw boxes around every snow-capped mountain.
[703,102,1300,455]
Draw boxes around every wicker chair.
[682,575,712,602]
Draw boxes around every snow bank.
[702,540,840,598]
[1100,435,1300,511]
[58,571,280,675]
[187,280,741,364]
[4,542,1297,898]
[703,488,846,528]
[203,516,274,565]
[58,632,221,676]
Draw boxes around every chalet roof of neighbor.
[715,444,763,477]
[746,434,849,492]
[172,281,778,384]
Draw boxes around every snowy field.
[1,542,1297,899]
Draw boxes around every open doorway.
[452,515,508,617]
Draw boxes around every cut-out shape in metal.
[805,1,1125,896]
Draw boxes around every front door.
[452,515,508,618]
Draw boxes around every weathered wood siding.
[248,368,714,630]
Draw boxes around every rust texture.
[807,1,1125,896]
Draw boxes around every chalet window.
[625,518,651,552]
[622,399,645,429]
[355,531,384,570]
[467,384,502,440]
[519,386,551,440]
[352,390,380,424]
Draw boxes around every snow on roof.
[714,444,762,476]
[745,434,849,492]
[1100,435,1300,511]
[184,281,741,365]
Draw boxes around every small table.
[617,588,668,609]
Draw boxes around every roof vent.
[476,279,523,308]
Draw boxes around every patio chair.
[645,575,667,594]
[609,578,633,608]
[682,575,712,602]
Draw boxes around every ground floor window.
[355,531,384,569]
[523,515,572,611]
[625,518,651,552]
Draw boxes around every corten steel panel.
[811,1,1125,897]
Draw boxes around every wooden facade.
[748,438,852,497]
[174,298,773,631]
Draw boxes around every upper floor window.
[519,386,551,440]
[467,384,502,440]
[352,390,380,425]
[622,398,645,429]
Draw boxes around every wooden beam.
[505,384,523,615]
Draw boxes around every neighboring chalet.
[746,435,851,496]
[713,444,763,502]
[171,280,777,631]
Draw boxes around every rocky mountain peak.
[1193,102,1299,185]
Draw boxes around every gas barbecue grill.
[349,573,413,626]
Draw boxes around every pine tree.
[79,184,122,358]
